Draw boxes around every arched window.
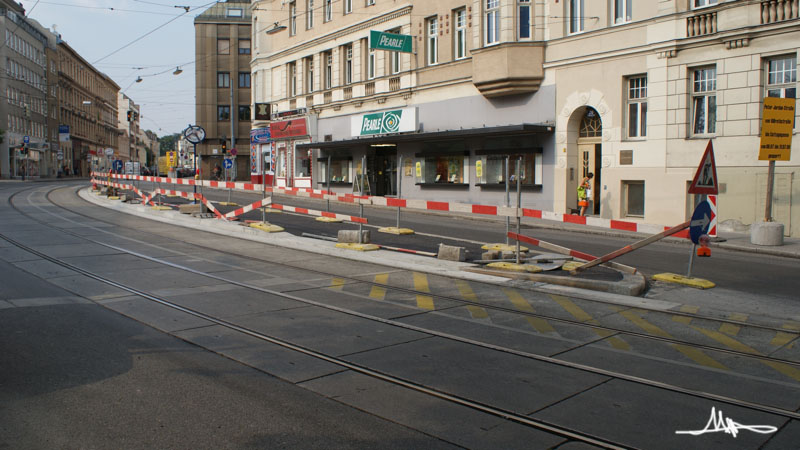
[579,107,602,138]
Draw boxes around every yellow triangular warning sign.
[689,140,718,195]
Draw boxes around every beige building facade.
[194,2,252,180]
[252,0,799,236]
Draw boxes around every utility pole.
[230,81,236,180]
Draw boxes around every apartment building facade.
[0,0,51,178]
[57,40,119,177]
[252,0,799,236]
[194,2,252,180]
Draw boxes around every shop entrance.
[577,107,602,215]
[370,147,397,196]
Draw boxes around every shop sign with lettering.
[351,107,417,137]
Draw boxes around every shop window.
[623,180,644,217]
[295,148,312,177]
[477,153,542,185]
[415,156,469,184]
[320,159,352,182]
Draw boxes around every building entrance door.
[578,143,602,215]
[371,148,397,196]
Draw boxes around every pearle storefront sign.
[351,107,417,137]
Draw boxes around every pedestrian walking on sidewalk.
[578,172,593,217]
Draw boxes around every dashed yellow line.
[502,288,555,333]
[719,313,748,336]
[412,272,435,310]
[619,310,726,370]
[369,273,388,300]
[330,278,345,290]
[455,280,488,319]
[692,326,800,382]
[549,294,628,350]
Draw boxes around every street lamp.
[266,22,287,34]
[173,66,183,75]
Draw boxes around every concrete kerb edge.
[80,187,656,306]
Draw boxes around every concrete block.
[438,244,466,262]
[337,229,370,243]
[481,250,500,260]
[179,203,207,214]
[501,250,526,259]
[750,221,784,246]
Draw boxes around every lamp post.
[183,125,206,204]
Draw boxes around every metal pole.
[687,244,697,278]
[230,81,236,181]
[764,160,775,222]
[262,144,267,223]
[396,154,402,229]
[359,155,365,244]
[505,156,510,245]
[515,157,521,265]
[227,164,233,204]
[192,143,197,204]
[326,155,331,212]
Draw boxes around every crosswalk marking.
[619,310,726,370]
[549,294,628,350]
[412,272,435,310]
[369,273,388,300]
[692,326,800,382]
[455,280,488,319]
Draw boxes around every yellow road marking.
[330,278,345,290]
[719,313,748,336]
[672,305,699,325]
[783,322,800,332]
[770,332,796,348]
[501,288,554,333]
[370,273,388,300]
[455,280,488,319]
[549,294,628,350]
[619,310,726,370]
[412,272,435,310]
[692,326,800,382]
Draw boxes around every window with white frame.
[344,44,353,84]
[627,75,647,138]
[427,17,438,66]
[324,51,333,89]
[288,62,297,97]
[289,1,297,35]
[344,0,352,14]
[366,0,375,5]
[569,0,584,34]
[614,0,632,24]
[368,47,376,79]
[693,0,718,8]
[486,0,500,45]
[692,67,716,135]
[324,0,332,22]
[518,0,531,40]
[306,57,314,93]
[307,0,314,28]
[766,56,797,99]
[455,9,467,59]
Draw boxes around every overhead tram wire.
[92,1,216,65]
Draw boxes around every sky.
[21,0,217,137]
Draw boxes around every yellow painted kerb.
[378,227,415,235]
[487,262,542,273]
[336,243,380,252]
[249,222,284,233]
[316,217,343,223]
[481,243,528,252]
[653,273,715,289]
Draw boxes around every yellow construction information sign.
[758,97,795,161]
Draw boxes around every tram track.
[2,182,799,432]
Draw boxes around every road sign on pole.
[689,200,713,245]
[223,158,233,169]
[688,140,718,195]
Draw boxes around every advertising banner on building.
[58,125,70,142]
[269,119,308,139]
[350,107,417,137]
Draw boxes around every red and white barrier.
[92,172,692,239]
[222,198,272,220]
[269,203,367,224]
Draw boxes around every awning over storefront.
[295,123,553,151]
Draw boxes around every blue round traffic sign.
[223,158,233,169]
[689,200,712,245]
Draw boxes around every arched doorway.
[577,107,602,215]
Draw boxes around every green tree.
[159,133,180,156]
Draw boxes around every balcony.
[761,0,799,23]
[471,42,544,98]
[687,11,716,37]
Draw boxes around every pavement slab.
[346,336,609,415]
[99,295,214,332]
[532,378,788,450]
[163,286,308,318]
[300,370,568,450]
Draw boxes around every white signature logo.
[675,407,778,438]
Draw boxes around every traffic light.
[133,111,139,121]
[221,141,227,153]
[126,110,132,121]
